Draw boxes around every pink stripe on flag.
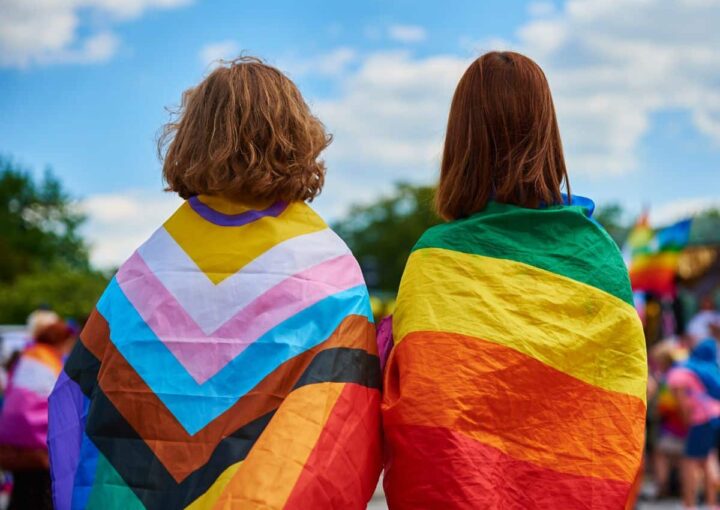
[116,252,364,384]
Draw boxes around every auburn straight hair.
[436,51,569,220]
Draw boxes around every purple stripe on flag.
[188,196,288,226]
[49,371,87,510]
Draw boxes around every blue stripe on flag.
[96,278,372,434]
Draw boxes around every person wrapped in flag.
[48,57,382,510]
[381,51,647,509]
[0,319,76,510]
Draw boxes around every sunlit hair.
[158,56,332,201]
[27,309,59,339]
[435,51,570,220]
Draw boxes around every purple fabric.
[48,371,86,510]
[0,351,58,449]
[0,386,50,449]
[188,196,288,226]
[376,315,394,372]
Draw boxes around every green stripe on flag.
[414,201,633,304]
[87,452,145,510]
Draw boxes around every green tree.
[594,203,631,247]
[0,157,89,282]
[0,157,108,323]
[0,266,108,323]
[333,183,441,292]
[690,209,720,245]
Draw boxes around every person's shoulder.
[412,217,478,254]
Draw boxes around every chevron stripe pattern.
[48,195,382,510]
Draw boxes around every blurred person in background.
[0,320,75,510]
[381,51,647,509]
[48,56,381,510]
[688,295,720,344]
[667,325,720,510]
[26,309,60,341]
[649,338,690,498]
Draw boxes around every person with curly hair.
[48,57,381,510]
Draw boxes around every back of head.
[436,51,569,220]
[159,56,331,202]
[35,321,73,347]
[27,309,60,340]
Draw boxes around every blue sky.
[1,0,719,265]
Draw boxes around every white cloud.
[508,0,720,175]
[80,190,181,267]
[316,51,468,172]
[0,0,190,68]
[307,51,469,220]
[40,32,120,66]
[199,40,241,68]
[388,25,427,44]
[280,47,357,77]
[650,197,720,227]
[528,1,557,17]
[312,0,720,218]
[310,47,357,75]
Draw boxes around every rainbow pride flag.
[382,199,647,509]
[628,214,692,296]
[48,195,382,509]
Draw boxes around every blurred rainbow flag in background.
[627,213,692,296]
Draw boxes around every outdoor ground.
[368,499,681,509]
[366,494,683,509]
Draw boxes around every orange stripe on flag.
[213,382,344,509]
[382,331,646,483]
[283,384,382,509]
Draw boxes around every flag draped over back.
[382,200,647,510]
[48,195,382,510]
[628,215,692,296]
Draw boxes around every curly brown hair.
[158,56,332,201]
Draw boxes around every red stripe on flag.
[383,424,632,510]
[283,384,382,510]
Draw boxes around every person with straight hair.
[381,51,647,509]
[47,57,382,510]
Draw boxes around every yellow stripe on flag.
[186,462,242,510]
[164,201,327,284]
[213,382,345,509]
[630,251,680,272]
[394,248,647,401]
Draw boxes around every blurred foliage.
[0,156,108,323]
[333,183,441,292]
[594,203,631,247]
[690,209,720,245]
[0,157,89,282]
[0,265,108,324]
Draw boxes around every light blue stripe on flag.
[96,278,372,434]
